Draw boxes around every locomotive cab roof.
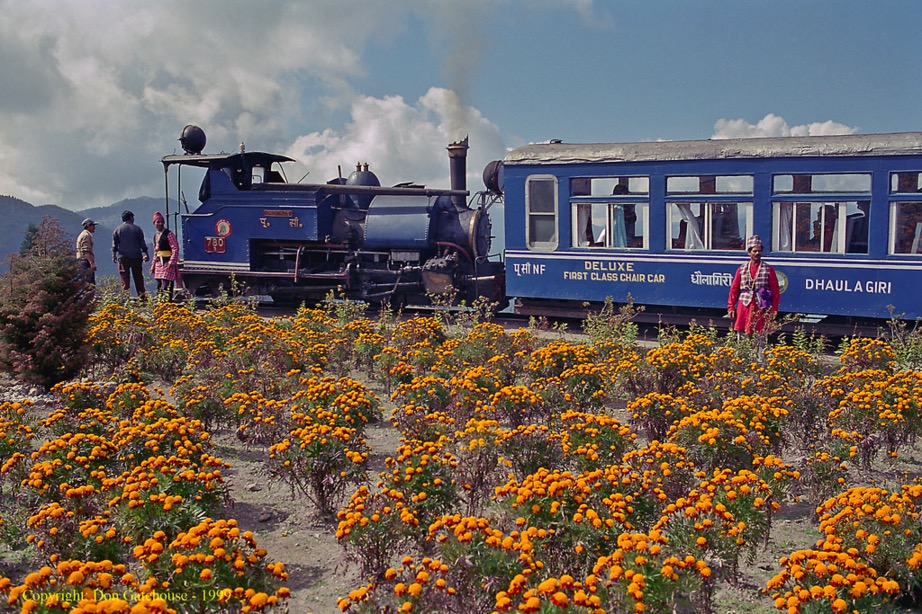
[161,151,294,170]
[162,149,468,200]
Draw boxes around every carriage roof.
[504,132,922,166]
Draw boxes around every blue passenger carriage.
[502,133,922,323]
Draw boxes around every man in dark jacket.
[112,210,150,298]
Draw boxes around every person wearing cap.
[76,218,97,286]
[112,210,149,298]
[149,211,179,301]
[727,235,781,335]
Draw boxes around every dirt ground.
[212,421,402,614]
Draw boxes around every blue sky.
[0,0,920,210]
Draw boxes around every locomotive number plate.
[204,237,226,254]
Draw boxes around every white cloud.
[0,1,417,209]
[286,87,505,193]
[712,113,858,139]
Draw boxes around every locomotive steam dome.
[346,163,381,188]
[347,163,380,209]
[180,125,206,155]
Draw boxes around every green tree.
[19,222,39,256]
[0,216,94,388]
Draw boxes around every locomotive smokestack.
[447,136,469,208]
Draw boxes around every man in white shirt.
[76,218,97,285]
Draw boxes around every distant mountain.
[0,194,177,283]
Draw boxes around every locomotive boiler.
[162,126,505,307]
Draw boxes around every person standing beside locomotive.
[149,211,179,301]
[112,210,149,299]
[727,235,780,335]
[76,218,97,286]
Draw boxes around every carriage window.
[526,176,558,250]
[773,173,870,193]
[773,201,865,254]
[891,172,922,193]
[572,202,648,249]
[667,202,751,250]
[667,175,753,194]
[572,176,649,196]
[891,201,922,255]
[571,176,649,249]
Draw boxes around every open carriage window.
[665,175,752,251]
[570,176,648,249]
[667,202,751,251]
[891,201,922,255]
[773,173,871,254]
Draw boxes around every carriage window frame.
[525,175,559,251]
[569,175,649,250]
[891,172,922,194]
[772,172,872,254]
[666,174,754,195]
[571,175,650,196]
[665,199,753,251]
[773,173,871,194]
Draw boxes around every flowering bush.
[267,422,368,516]
[766,549,899,614]
[827,371,922,468]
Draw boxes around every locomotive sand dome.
[162,126,506,308]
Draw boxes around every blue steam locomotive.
[162,126,505,307]
[164,126,922,324]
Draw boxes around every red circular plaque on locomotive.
[215,219,232,237]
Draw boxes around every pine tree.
[0,216,94,388]
[19,222,39,256]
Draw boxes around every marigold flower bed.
[2,299,922,614]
